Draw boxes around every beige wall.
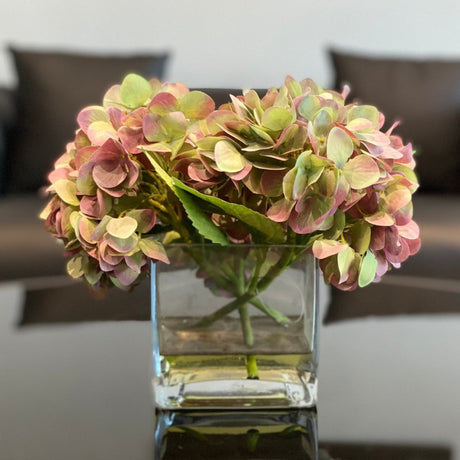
[1,0,459,88]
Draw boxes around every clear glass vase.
[151,244,319,409]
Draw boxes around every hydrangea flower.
[41,74,420,291]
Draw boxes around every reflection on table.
[0,279,458,459]
[155,409,318,459]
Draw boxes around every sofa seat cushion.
[0,194,67,281]
[399,194,460,279]
[6,48,169,194]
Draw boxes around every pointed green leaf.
[172,178,285,244]
[143,152,284,244]
[142,152,173,187]
[358,250,378,287]
[173,186,229,245]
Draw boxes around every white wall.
[1,0,459,89]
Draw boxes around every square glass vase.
[151,244,319,409]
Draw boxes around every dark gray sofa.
[1,48,459,322]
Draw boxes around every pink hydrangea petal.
[113,263,140,286]
[370,226,386,251]
[93,161,127,188]
[312,240,348,259]
[267,199,295,222]
[148,92,178,114]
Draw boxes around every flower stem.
[250,297,290,326]
[246,355,259,380]
[194,291,255,328]
[238,303,254,348]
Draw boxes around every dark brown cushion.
[6,47,169,193]
[330,50,460,193]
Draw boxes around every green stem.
[194,291,255,327]
[246,355,259,380]
[238,303,254,347]
[250,297,290,326]
[196,247,301,329]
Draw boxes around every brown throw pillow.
[6,47,169,193]
[330,49,460,193]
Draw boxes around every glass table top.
[0,278,458,459]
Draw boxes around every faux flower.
[41,74,420,291]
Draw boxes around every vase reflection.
[154,409,318,459]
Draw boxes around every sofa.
[1,48,459,322]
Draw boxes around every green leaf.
[142,152,173,187]
[143,152,284,244]
[172,178,285,244]
[173,186,229,245]
[120,74,152,108]
[358,250,378,287]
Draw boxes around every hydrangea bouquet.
[41,73,420,294]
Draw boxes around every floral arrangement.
[41,74,420,292]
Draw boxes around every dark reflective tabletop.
[0,278,457,459]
